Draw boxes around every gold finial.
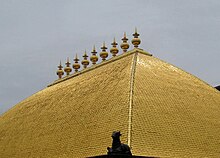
[100,42,108,61]
[56,61,64,79]
[120,32,129,52]
[90,45,98,65]
[72,54,80,72]
[110,37,119,57]
[81,50,89,68]
[64,57,72,75]
[132,27,141,48]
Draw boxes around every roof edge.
[127,51,138,147]
[48,48,152,87]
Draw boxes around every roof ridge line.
[48,48,152,87]
[127,51,138,148]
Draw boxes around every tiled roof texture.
[132,53,220,157]
[0,49,220,158]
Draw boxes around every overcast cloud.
[0,0,220,114]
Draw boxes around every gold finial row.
[56,29,141,79]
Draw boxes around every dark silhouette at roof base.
[107,131,132,156]
[87,155,154,158]
[215,85,220,91]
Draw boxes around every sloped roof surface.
[0,49,220,158]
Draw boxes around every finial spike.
[120,32,129,53]
[64,57,72,76]
[90,45,98,65]
[100,42,108,61]
[110,38,119,57]
[57,61,64,79]
[101,42,107,51]
[73,54,80,72]
[93,45,96,51]
[124,32,126,37]
[132,28,141,48]
[82,50,89,68]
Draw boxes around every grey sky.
[0,0,220,114]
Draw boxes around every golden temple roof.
[0,32,220,158]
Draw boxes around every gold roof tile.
[0,48,220,158]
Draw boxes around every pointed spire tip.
[93,45,96,51]
[124,32,126,37]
